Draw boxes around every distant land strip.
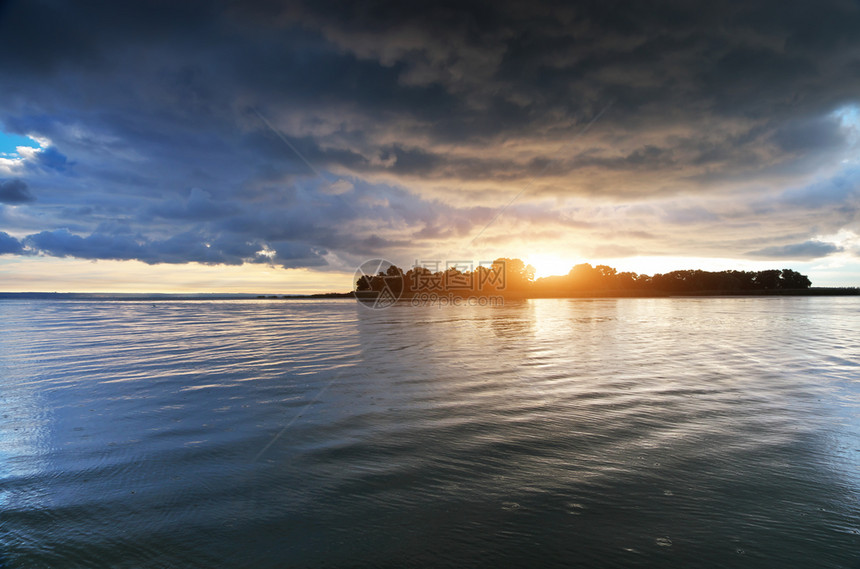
[351,258,860,300]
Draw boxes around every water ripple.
[0,298,858,568]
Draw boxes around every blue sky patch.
[0,131,40,156]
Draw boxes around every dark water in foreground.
[0,297,858,568]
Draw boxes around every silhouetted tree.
[568,263,601,289]
[356,275,372,291]
[493,258,535,291]
[780,269,811,289]
[357,259,813,299]
[616,271,639,289]
[754,269,782,290]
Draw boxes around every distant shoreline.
[515,287,860,298]
[0,292,355,301]
[0,288,857,302]
[354,288,860,301]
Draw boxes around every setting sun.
[525,254,578,279]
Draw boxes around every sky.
[1,0,859,293]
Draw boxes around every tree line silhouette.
[356,258,818,298]
[537,263,811,294]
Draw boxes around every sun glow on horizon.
[525,253,578,279]
[2,251,857,294]
[0,256,355,294]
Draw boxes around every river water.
[0,297,858,568]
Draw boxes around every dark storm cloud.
[0,230,22,254]
[0,0,858,269]
[0,179,34,203]
[22,227,327,267]
[149,188,238,221]
[24,229,144,261]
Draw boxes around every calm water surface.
[0,297,858,568]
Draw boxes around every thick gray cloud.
[747,240,843,260]
[0,0,858,273]
[0,179,35,203]
[22,228,326,267]
[0,230,22,254]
